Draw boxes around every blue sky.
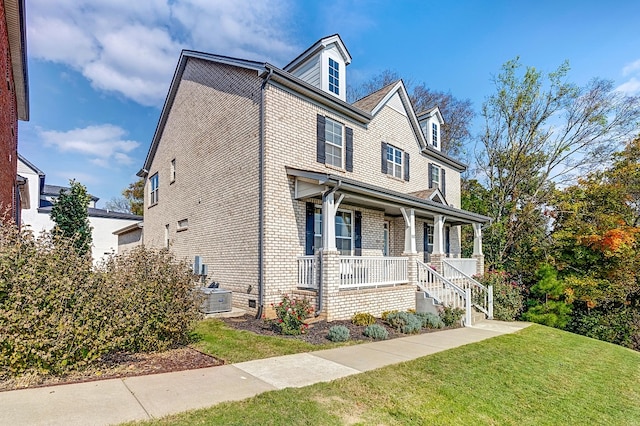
[18,0,640,207]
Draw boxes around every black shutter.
[305,202,314,255]
[316,114,326,164]
[381,142,388,174]
[354,211,362,256]
[404,152,410,181]
[345,127,353,172]
[428,163,433,188]
[423,222,429,263]
[441,168,446,196]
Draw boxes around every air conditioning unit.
[200,288,232,314]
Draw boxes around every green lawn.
[191,319,344,363]
[145,325,640,425]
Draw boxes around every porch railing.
[339,256,407,290]
[417,260,472,326]
[297,255,318,289]
[443,259,493,319]
[442,258,477,277]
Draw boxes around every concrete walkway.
[0,321,529,426]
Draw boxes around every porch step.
[471,309,486,325]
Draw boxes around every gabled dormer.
[417,107,444,151]
[284,34,351,102]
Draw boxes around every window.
[432,123,438,148]
[312,207,353,255]
[335,210,353,255]
[170,159,176,183]
[430,164,440,189]
[325,117,343,168]
[149,173,159,205]
[177,218,188,231]
[328,58,339,95]
[424,224,434,262]
[386,145,403,179]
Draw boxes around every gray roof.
[43,184,99,202]
[352,80,400,113]
[38,206,142,220]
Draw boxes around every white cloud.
[39,124,140,168]
[27,0,297,106]
[622,59,640,76]
[616,77,640,96]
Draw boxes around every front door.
[383,221,390,256]
[423,223,434,262]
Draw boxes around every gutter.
[255,68,273,320]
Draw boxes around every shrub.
[96,246,204,352]
[351,312,376,326]
[381,310,398,321]
[327,325,350,342]
[416,312,445,329]
[0,225,203,376]
[385,311,421,334]
[363,324,388,340]
[440,306,465,327]
[272,294,313,335]
[478,270,525,321]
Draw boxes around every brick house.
[138,35,492,322]
[0,0,28,225]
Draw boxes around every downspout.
[255,68,273,320]
[316,180,342,316]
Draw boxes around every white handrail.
[416,260,466,312]
[442,259,493,319]
[297,256,317,289]
[339,256,407,289]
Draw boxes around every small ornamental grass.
[272,295,313,335]
[363,324,389,340]
[327,325,350,342]
[351,312,376,326]
[415,312,445,329]
[385,311,422,334]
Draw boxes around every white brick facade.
[138,40,488,320]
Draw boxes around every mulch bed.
[220,314,456,344]
[0,347,222,393]
[1,314,456,393]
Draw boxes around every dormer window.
[328,58,339,95]
[432,123,438,148]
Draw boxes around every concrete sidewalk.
[0,321,529,426]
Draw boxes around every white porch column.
[400,207,417,254]
[322,191,343,251]
[472,223,483,256]
[432,215,445,255]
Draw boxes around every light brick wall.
[328,286,416,320]
[143,58,262,311]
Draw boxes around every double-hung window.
[325,117,343,168]
[312,207,353,255]
[149,173,159,205]
[430,164,440,189]
[386,145,403,179]
[432,123,438,148]
[328,58,339,95]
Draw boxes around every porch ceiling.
[288,167,491,225]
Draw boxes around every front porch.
[288,167,492,323]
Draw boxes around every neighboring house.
[137,34,492,321]
[0,0,28,225]
[18,155,142,262]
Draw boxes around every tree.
[410,85,475,157]
[348,69,475,157]
[104,196,132,213]
[122,178,144,216]
[479,58,640,271]
[50,179,93,256]
[550,138,640,349]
